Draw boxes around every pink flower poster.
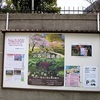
[28,33,65,86]
[65,66,80,87]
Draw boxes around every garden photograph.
[71,45,92,56]
[28,33,65,86]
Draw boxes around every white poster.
[6,37,26,51]
[3,35,27,83]
[4,54,25,82]
[5,54,24,68]
[83,66,98,88]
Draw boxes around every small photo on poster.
[14,54,22,61]
[14,70,21,75]
[6,70,13,76]
[71,45,92,56]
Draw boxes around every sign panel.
[83,66,98,88]
[28,33,64,86]
[65,66,80,87]
[2,32,100,91]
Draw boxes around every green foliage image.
[28,57,64,78]
[28,34,64,79]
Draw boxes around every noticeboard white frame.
[2,32,100,91]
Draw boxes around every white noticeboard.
[2,32,100,91]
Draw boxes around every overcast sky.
[57,0,91,10]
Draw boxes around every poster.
[28,33,64,86]
[5,54,24,68]
[71,45,92,56]
[65,66,80,87]
[4,54,25,82]
[83,66,98,88]
[6,37,26,51]
[3,36,27,83]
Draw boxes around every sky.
[57,0,91,10]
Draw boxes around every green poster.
[28,33,64,86]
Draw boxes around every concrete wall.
[8,14,98,31]
[0,13,100,100]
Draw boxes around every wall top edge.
[0,13,98,20]
[1,29,100,34]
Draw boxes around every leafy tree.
[46,34,64,55]
[29,34,50,51]
[0,0,31,12]
[34,0,61,13]
[12,0,31,12]
[0,0,60,13]
[11,0,20,11]
[0,0,15,13]
[46,34,64,42]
